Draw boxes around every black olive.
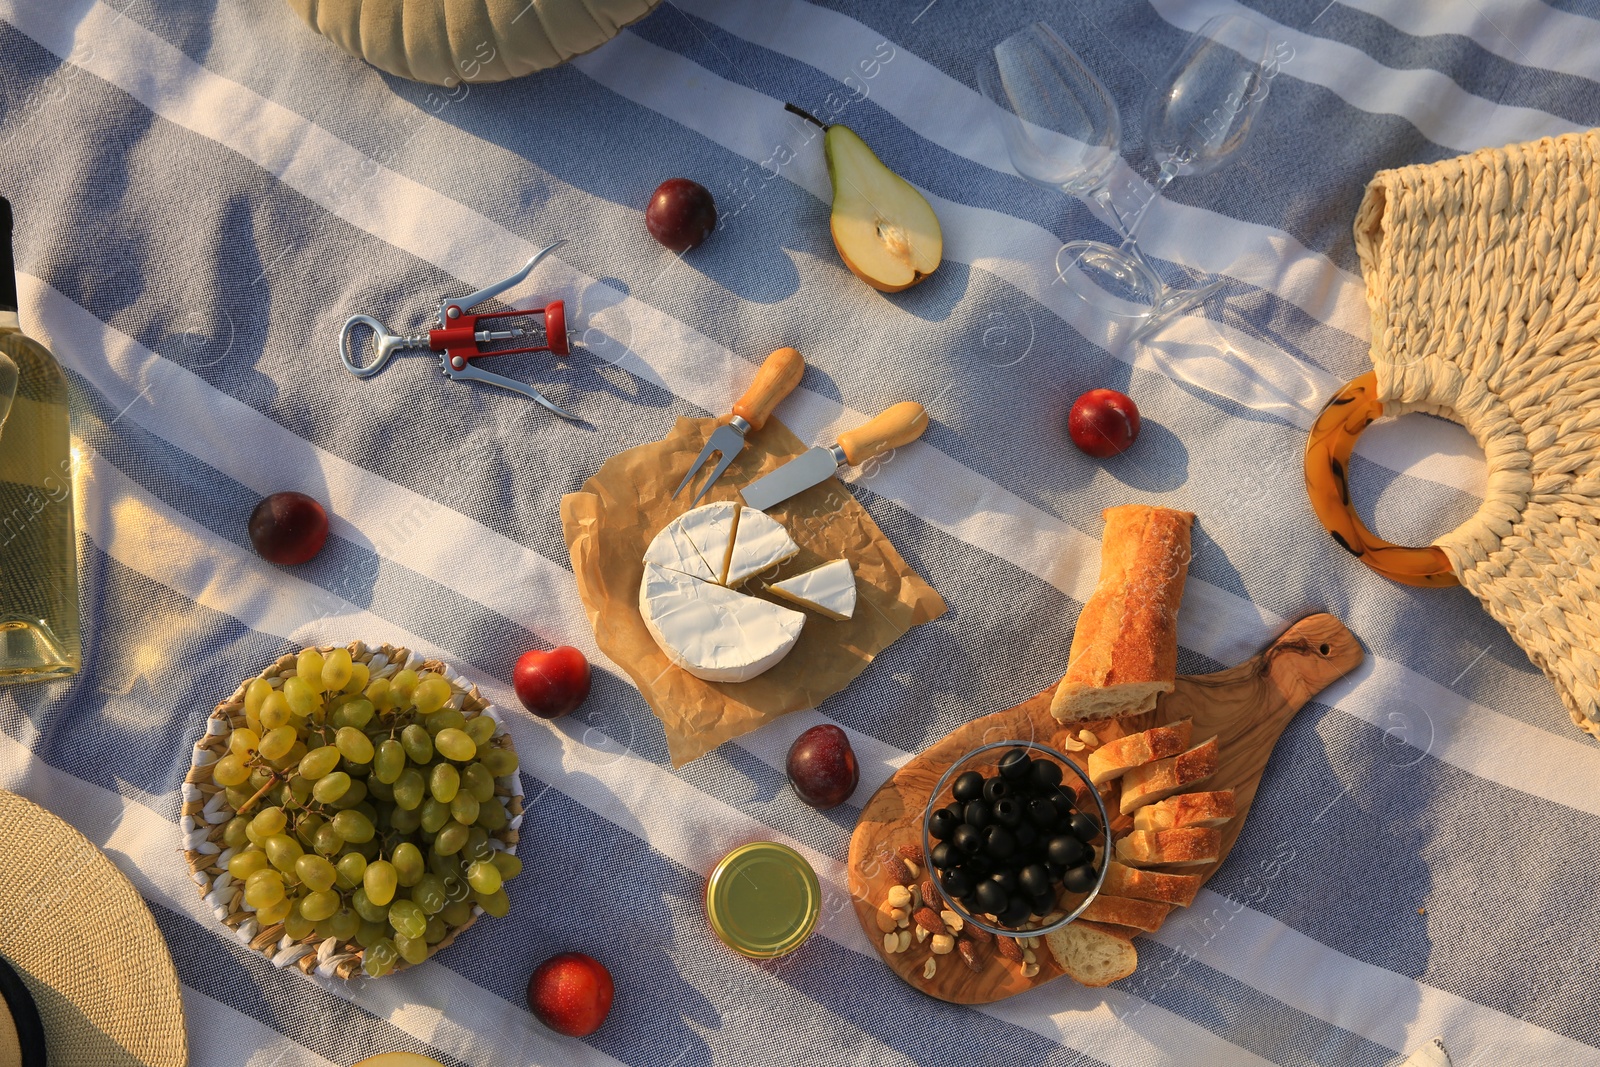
[952,823,983,855]
[1030,892,1057,919]
[1028,796,1060,829]
[1013,820,1039,848]
[983,824,1015,860]
[1045,860,1066,878]
[998,748,1032,781]
[975,879,1008,915]
[988,868,1018,894]
[940,867,971,898]
[1062,861,1098,894]
[963,852,993,877]
[964,800,994,830]
[1047,834,1088,868]
[1051,786,1078,811]
[929,809,957,841]
[952,770,985,803]
[930,841,958,871]
[999,896,1032,926]
[1030,758,1064,791]
[992,797,1022,827]
[958,894,981,915]
[1069,812,1100,843]
[1018,863,1052,898]
[982,777,1009,803]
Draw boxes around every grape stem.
[236,771,283,815]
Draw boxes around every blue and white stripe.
[4,0,1600,1063]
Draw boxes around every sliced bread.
[1078,893,1171,933]
[1087,719,1193,785]
[1119,737,1219,815]
[1132,789,1237,832]
[1050,506,1195,724]
[1045,920,1138,987]
[1115,827,1221,868]
[1101,859,1203,907]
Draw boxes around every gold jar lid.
[705,842,820,960]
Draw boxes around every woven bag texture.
[1356,128,1600,737]
[0,791,187,1066]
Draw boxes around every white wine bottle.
[0,196,80,682]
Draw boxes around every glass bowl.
[920,739,1110,939]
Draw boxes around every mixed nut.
[875,843,1040,983]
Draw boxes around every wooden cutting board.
[847,613,1362,1005]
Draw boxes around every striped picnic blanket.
[2,1,1598,1064]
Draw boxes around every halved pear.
[824,125,942,292]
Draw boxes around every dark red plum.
[786,724,859,809]
[248,491,328,565]
[646,178,717,252]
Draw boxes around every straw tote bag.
[286,0,662,85]
[1306,128,1600,738]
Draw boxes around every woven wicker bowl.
[182,641,523,980]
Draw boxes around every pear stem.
[784,102,828,130]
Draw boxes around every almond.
[920,879,939,909]
[956,937,984,973]
[996,936,1024,962]
[879,851,913,885]
[912,907,946,935]
[897,843,924,866]
[962,921,993,946]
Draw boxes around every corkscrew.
[338,242,579,421]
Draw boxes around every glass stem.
[1118,158,1179,252]
[1089,186,1127,236]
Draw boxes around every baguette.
[1115,827,1221,868]
[1050,506,1195,724]
[1132,789,1236,832]
[1101,859,1203,907]
[1087,720,1193,785]
[1119,737,1219,815]
[1045,920,1138,987]
[1077,893,1171,933]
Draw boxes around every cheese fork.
[674,346,805,505]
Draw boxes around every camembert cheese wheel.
[640,563,805,682]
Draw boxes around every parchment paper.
[561,416,946,766]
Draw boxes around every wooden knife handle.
[731,347,805,430]
[838,401,928,466]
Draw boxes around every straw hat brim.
[0,789,187,1066]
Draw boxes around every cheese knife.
[674,346,806,505]
[740,401,929,512]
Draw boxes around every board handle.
[1258,614,1364,710]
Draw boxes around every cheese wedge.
[639,563,805,682]
[643,517,719,582]
[722,507,801,586]
[674,501,741,584]
[768,559,856,620]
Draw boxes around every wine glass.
[979,17,1271,336]
[977,23,1146,307]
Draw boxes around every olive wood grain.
[847,613,1362,1005]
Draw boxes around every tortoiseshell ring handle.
[1304,372,1459,588]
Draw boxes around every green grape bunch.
[209,646,522,978]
